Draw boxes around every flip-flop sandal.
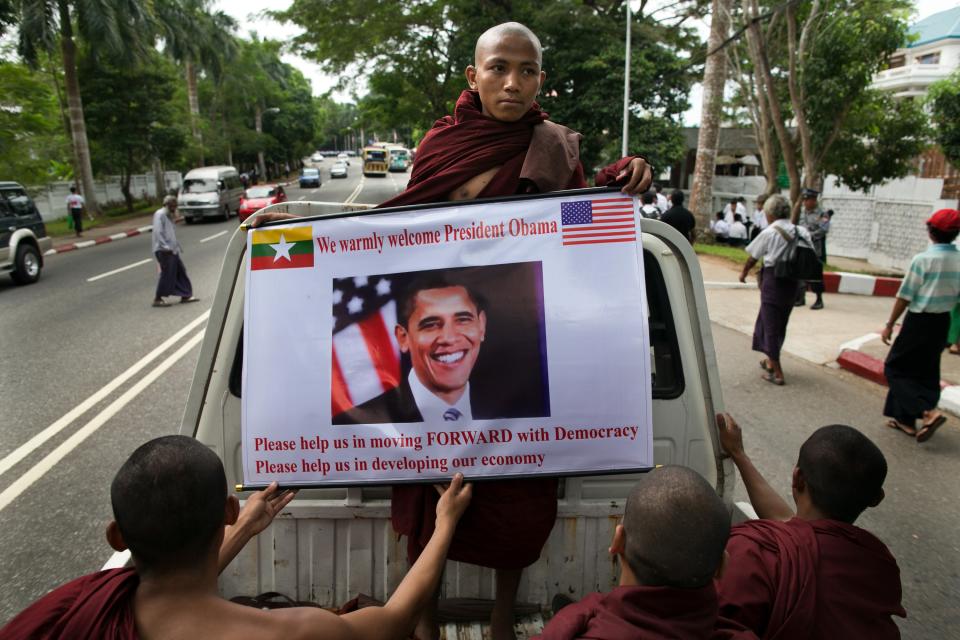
[180,296,200,304]
[152,300,171,307]
[917,414,946,443]
[885,419,916,437]
[759,359,773,373]
[761,372,785,386]
[949,345,960,355]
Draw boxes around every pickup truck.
[181,193,734,636]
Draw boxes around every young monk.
[533,466,756,640]
[715,414,906,638]
[252,21,653,640]
[1,436,472,639]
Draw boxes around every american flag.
[331,274,409,417]
[560,197,637,246]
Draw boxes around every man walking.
[151,195,199,307]
[795,188,829,310]
[65,186,85,238]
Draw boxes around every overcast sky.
[216,0,960,125]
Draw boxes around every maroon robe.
[716,518,906,639]
[1,568,139,639]
[533,584,758,640]
[382,90,636,569]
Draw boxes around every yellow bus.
[362,147,388,177]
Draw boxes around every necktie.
[443,408,462,421]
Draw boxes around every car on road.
[182,192,736,622]
[310,152,323,163]
[0,182,51,285]
[299,168,321,188]
[238,185,287,222]
[178,166,243,223]
[329,161,348,179]
[336,152,350,165]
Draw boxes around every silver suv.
[0,182,52,285]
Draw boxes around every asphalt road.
[0,167,957,637]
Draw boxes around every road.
[0,165,957,637]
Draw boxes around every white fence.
[29,172,182,222]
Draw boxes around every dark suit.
[332,377,512,425]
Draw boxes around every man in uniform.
[795,188,830,310]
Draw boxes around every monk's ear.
[106,521,127,552]
[791,466,804,493]
[714,550,729,580]
[465,65,478,90]
[226,495,240,526]
[868,488,885,508]
[609,524,626,556]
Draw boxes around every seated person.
[2,435,472,640]
[640,190,661,219]
[727,214,749,247]
[715,414,905,639]
[710,212,730,244]
[533,466,756,639]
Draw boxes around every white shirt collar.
[407,368,473,423]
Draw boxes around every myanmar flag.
[250,226,314,270]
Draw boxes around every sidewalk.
[47,213,158,255]
[699,254,960,415]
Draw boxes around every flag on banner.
[250,227,314,270]
[330,274,407,416]
[560,197,636,246]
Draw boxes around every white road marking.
[200,230,228,243]
[311,188,319,194]
[0,331,205,515]
[0,312,210,479]
[298,196,306,200]
[86,259,153,282]
[102,550,132,570]
[345,176,365,204]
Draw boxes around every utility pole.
[621,1,632,158]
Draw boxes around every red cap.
[927,209,960,232]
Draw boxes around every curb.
[837,348,960,416]
[823,272,901,297]
[45,225,152,256]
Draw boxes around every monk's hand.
[247,211,299,228]
[238,482,297,536]
[717,413,745,460]
[434,473,473,530]
[615,157,653,196]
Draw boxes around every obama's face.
[396,286,486,398]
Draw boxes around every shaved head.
[474,22,542,66]
[622,466,730,588]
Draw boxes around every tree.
[928,71,960,182]
[689,0,732,226]
[16,0,153,214]
[80,52,187,211]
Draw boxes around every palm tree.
[154,0,237,165]
[17,0,152,214]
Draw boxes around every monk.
[1,435,472,639]
[251,21,653,640]
[715,414,906,638]
[533,466,757,640]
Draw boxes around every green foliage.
[928,71,960,168]
[276,0,698,173]
[823,91,930,191]
[0,53,71,184]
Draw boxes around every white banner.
[242,190,653,486]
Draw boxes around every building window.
[916,52,940,65]
[887,54,905,69]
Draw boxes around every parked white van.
[182,193,734,635]
[178,166,243,223]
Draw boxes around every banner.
[242,189,653,486]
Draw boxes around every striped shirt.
[898,244,960,313]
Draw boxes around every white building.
[871,6,960,98]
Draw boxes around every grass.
[46,200,160,238]
[694,242,851,273]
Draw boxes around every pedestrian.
[640,191,660,219]
[723,197,746,225]
[728,214,749,247]
[660,190,696,243]
[739,194,814,385]
[65,186,85,238]
[795,188,830,310]
[653,183,669,214]
[880,208,960,442]
[750,194,768,241]
[710,211,730,244]
[151,195,200,308]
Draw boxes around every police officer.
[795,188,830,310]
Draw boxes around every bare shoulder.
[184,600,349,640]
